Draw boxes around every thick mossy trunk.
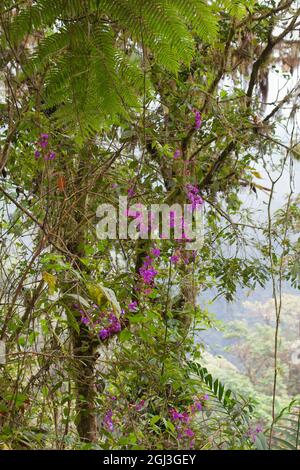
[72,323,98,442]
[67,241,99,443]
[65,149,99,443]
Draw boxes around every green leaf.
[255,432,268,450]
[150,415,161,426]
[119,329,132,342]
[87,283,121,316]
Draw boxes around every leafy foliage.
[6,0,217,138]
[188,362,256,449]
[1,0,300,451]
[270,400,300,450]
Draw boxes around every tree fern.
[170,0,218,40]
[6,1,218,138]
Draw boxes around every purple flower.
[39,140,48,149]
[143,256,153,267]
[40,133,49,139]
[127,186,135,197]
[99,328,110,340]
[139,265,157,285]
[110,321,121,333]
[34,150,41,158]
[139,256,157,285]
[185,428,194,438]
[151,248,161,257]
[182,412,191,423]
[170,409,184,421]
[128,301,138,312]
[194,401,202,411]
[103,410,114,432]
[186,183,204,210]
[135,400,145,412]
[48,151,56,160]
[108,313,122,333]
[170,255,180,264]
[247,423,263,442]
[193,110,202,130]
[80,316,89,325]
[173,149,181,159]
[186,183,199,194]
[95,310,123,340]
[44,151,56,161]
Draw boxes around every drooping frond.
[169,0,218,40]
[270,400,300,450]
[188,362,255,449]
[7,0,218,137]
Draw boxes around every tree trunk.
[72,323,98,442]
[65,149,99,443]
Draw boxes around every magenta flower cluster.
[127,186,136,198]
[169,395,209,448]
[247,423,263,442]
[101,396,146,434]
[73,304,91,325]
[186,183,204,209]
[151,247,161,257]
[139,255,158,286]
[73,304,121,341]
[128,300,138,312]
[98,312,122,340]
[134,399,145,412]
[170,409,191,422]
[170,254,180,264]
[34,133,56,161]
[103,409,114,432]
[193,110,202,130]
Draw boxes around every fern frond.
[9,0,63,43]
[188,361,255,449]
[170,0,218,41]
[270,400,300,450]
[9,1,219,137]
